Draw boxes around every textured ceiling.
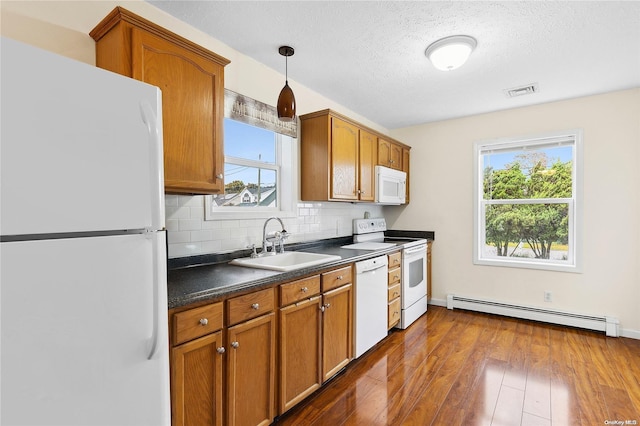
[148,1,640,129]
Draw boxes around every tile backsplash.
[165,195,384,258]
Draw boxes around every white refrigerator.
[0,37,170,425]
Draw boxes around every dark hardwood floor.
[274,305,640,426]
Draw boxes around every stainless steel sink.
[229,251,341,272]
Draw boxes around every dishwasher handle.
[362,263,387,273]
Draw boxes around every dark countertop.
[167,232,434,310]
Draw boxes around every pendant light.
[277,46,296,121]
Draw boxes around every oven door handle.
[404,245,427,256]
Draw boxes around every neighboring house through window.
[473,129,583,272]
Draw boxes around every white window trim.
[204,132,298,221]
[473,129,583,273]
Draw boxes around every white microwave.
[375,166,406,205]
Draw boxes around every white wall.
[388,89,640,337]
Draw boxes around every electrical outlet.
[544,291,552,303]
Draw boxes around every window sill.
[473,257,582,273]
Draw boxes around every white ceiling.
[147,1,640,130]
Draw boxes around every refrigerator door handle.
[146,230,163,360]
[140,97,165,231]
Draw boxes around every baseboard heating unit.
[446,294,619,337]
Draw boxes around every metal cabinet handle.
[324,303,331,309]
[217,347,225,354]
[231,341,239,349]
[393,291,399,297]
[301,287,308,293]
[251,303,260,310]
[199,318,208,326]
[217,173,224,179]
[394,275,400,280]
[337,275,343,280]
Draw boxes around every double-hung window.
[205,90,297,220]
[219,118,280,208]
[473,130,583,272]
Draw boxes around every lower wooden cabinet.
[227,313,276,426]
[278,269,353,415]
[171,331,224,426]
[321,283,353,381]
[427,241,433,301]
[387,251,402,329]
[388,298,401,329]
[279,294,322,412]
[170,266,356,424]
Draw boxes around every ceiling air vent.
[504,83,539,98]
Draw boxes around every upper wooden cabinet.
[378,138,403,170]
[402,147,411,203]
[329,118,360,201]
[90,7,230,194]
[358,130,377,202]
[300,112,372,202]
[300,109,409,203]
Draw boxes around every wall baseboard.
[427,296,638,340]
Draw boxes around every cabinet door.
[279,296,322,413]
[403,148,410,203]
[227,313,276,426]
[322,284,353,382]
[330,118,359,200]
[390,143,403,170]
[378,138,402,170]
[131,28,225,194]
[171,332,224,426]
[358,130,376,202]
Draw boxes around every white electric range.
[342,218,428,329]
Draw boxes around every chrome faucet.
[261,217,289,255]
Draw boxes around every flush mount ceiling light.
[425,35,477,71]
[277,45,296,122]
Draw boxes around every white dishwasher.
[354,255,389,358]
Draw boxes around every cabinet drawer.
[388,251,402,268]
[388,283,401,302]
[388,266,402,285]
[388,298,401,329]
[228,287,275,326]
[173,302,223,346]
[280,275,321,306]
[321,266,352,292]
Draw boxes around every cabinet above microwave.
[299,109,411,204]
